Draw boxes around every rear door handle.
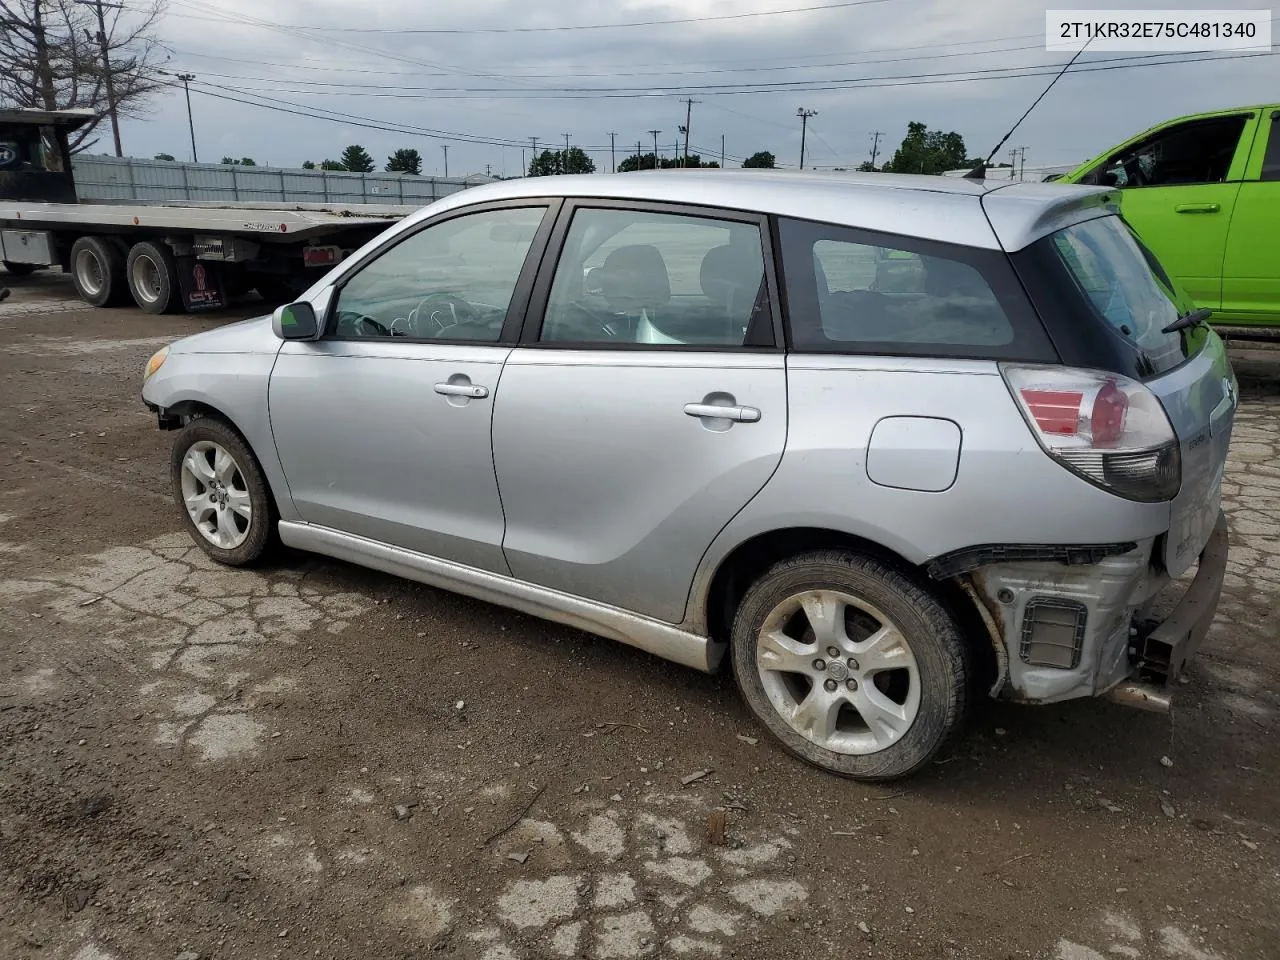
[434,382,488,399]
[1174,203,1221,214]
[684,402,760,423]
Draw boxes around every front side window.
[539,207,769,346]
[1084,115,1247,189]
[1049,217,1187,373]
[780,218,1026,355]
[1262,116,1280,182]
[331,205,547,341]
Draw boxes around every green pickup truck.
[1061,104,1279,328]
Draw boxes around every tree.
[617,152,658,173]
[385,148,422,175]
[219,156,256,166]
[153,152,174,161]
[528,147,595,177]
[742,151,776,169]
[880,122,969,175]
[340,144,375,173]
[301,160,316,170]
[856,160,877,172]
[0,0,168,153]
[320,159,344,171]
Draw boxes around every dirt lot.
[1,270,1277,960]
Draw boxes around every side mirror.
[272,301,320,341]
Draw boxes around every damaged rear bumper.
[954,511,1228,707]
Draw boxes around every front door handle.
[684,402,761,423]
[434,382,488,399]
[1174,203,1221,214]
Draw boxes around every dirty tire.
[126,240,181,314]
[69,236,128,307]
[732,550,968,781]
[2,261,38,276]
[170,417,275,566]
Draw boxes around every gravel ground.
[1,269,1277,960]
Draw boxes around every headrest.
[598,245,670,312]
[699,244,763,303]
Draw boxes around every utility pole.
[869,130,883,169]
[678,98,698,168]
[796,108,817,170]
[607,131,616,172]
[176,73,198,162]
[75,0,125,156]
[441,144,449,178]
[530,137,538,175]
[720,134,725,168]
[636,140,643,169]
[649,130,661,169]
[521,147,526,176]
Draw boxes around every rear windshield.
[1049,216,1189,374]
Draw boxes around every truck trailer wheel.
[69,236,128,307]
[126,241,181,314]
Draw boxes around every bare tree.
[0,0,168,152]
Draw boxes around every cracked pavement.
[0,272,1277,960]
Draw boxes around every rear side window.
[1050,217,1187,374]
[778,217,1054,360]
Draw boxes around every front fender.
[143,351,298,522]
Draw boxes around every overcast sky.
[113,0,1276,177]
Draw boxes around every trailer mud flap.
[176,257,226,311]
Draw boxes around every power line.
[162,0,903,35]
[167,50,1279,100]
[155,74,552,148]
[162,30,1055,78]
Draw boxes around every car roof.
[419,170,1117,252]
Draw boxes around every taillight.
[1002,364,1180,502]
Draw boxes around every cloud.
[114,0,1275,176]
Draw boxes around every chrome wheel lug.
[827,646,840,658]
[846,678,858,691]
[823,679,838,693]
[847,657,859,670]
[812,658,826,671]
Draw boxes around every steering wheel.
[408,292,483,337]
[335,309,391,338]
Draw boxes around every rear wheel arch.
[700,527,996,691]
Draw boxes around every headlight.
[143,345,169,380]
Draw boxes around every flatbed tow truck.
[0,108,416,313]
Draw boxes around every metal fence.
[71,155,485,206]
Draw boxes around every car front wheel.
[170,418,274,565]
[732,550,968,781]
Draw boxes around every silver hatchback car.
[142,172,1234,780]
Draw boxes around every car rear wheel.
[171,418,274,566]
[127,240,181,314]
[69,236,128,307]
[731,550,968,781]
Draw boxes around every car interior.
[540,218,767,346]
[810,245,1014,346]
[1086,116,1247,188]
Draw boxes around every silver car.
[141,172,1234,780]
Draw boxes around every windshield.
[1050,216,1188,374]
